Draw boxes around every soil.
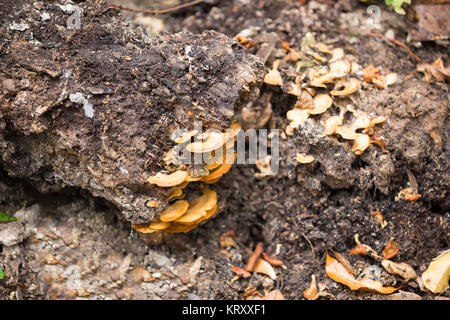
[0,0,449,300]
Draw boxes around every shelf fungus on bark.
[146,170,188,187]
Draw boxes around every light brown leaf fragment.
[245,242,264,272]
[325,253,399,294]
[382,237,400,260]
[254,258,277,280]
[231,266,251,278]
[330,250,355,275]
[303,274,320,300]
[421,250,450,293]
[382,260,417,282]
[264,289,285,300]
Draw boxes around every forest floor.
[0,0,448,300]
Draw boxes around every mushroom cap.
[351,115,371,131]
[310,93,333,115]
[146,170,188,187]
[175,189,217,224]
[196,203,218,224]
[264,69,283,86]
[186,131,226,153]
[159,200,190,222]
[329,60,351,78]
[287,109,309,126]
[325,116,343,135]
[202,163,233,182]
[132,220,171,233]
[296,153,315,164]
[166,187,184,201]
[330,78,361,96]
[164,223,198,233]
[330,48,344,62]
[352,133,371,155]
[335,125,358,140]
[174,129,198,144]
[385,72,398,86]
[286,82,302,96]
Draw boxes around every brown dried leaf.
[303,274,320,300]
[382,237,400,260]
[264,289,285,300]
[382,259,417,282]
[231,265,251,278]
[326,253,399,294]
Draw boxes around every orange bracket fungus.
[146,170,188,187]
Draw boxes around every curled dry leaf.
[245,242,264,272]
[254,258,277,280]
[382,237,400,260]
[325,253,398,294]
[296,153,315,164]
[264,289,285,300]
[303,274,320,300]
[220,230,237,248]
[231,266,251,278]
[349,235,381,260]
[362,65,381,83]
[416,57,450,83]
[421,250,450,294]
[146,170,188,187]
[382,259,417,282]
[262,252,286,269]
[330,250,355,275]
[371,210,388,229]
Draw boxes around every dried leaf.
[382,260,417,282]
[264,289,285,300]
[382,237,400,260]
[325,253,399,294]
[245,242,264,272]
[330,250,355,275]
[421,250,450,293]
[303,275,320,300]
[254,258,277,280]
[262,252,286,269]
[231,266,251,278]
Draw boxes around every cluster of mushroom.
[264,36,395,156]
[134,124,241,234]
[133,187,218,234]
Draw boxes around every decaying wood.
[0,0,265,223]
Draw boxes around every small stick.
[245,242,264,272]
[107,0,204,15]
[367,32,422,62]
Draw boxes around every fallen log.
[0,0,265,223]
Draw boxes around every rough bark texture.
[0,0,265,223]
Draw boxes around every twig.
[367,32,422,62]
[107,0,204,15]
[245,242,264,272]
